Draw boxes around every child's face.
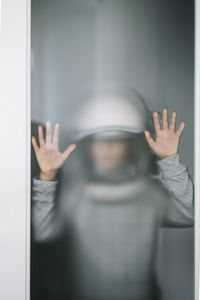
[88,139,130,172]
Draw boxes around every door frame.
[0,0,200,299]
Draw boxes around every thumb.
[62,144,77,161]
[144,130,155,149]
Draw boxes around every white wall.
[0,0,30,299]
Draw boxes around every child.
[31,88,194,300]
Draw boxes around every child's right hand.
[31,121,76,181]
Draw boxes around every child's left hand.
[144,108,185,160]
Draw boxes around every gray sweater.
[31,153,194,300]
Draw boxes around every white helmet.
[72,87,149,142]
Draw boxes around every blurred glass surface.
[31,1,194,300]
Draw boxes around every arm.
[31,175,63,242]
[31,120,77,242]
[156,153,194,227]
[145,107,194,227]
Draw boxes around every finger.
[162,107,168,130]
[62,144,77,161]
[144,130,156,149]
[45,120,52,143]
[38,125,45,147]
[153,111,161,132]
[176,121,185,137]
[169,111,176,131]
[31,136,39,153]
[53,123,60,145]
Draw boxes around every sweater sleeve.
[156,153,194,227]
[31,176,65,242]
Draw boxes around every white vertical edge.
[0,0,30,299]
[26,0,31,299]
[195,0,200,300]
